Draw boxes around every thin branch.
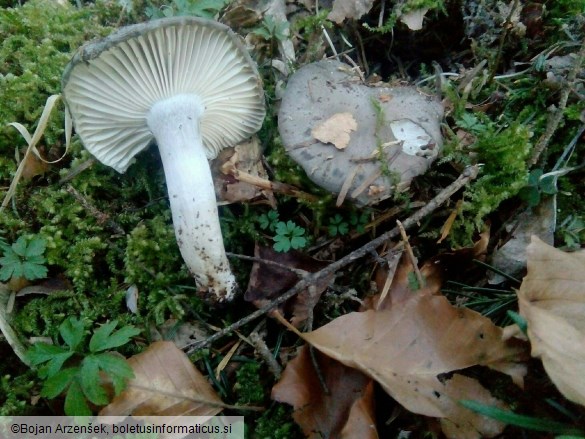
[65,185,125,235]
[488,0,520,83]
[185,165,480,353]
[529,37,585,166]
[225,252,309,276]
[249,331,282,379]
[397,220,424,288]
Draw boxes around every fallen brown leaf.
[311,112,357,150]
[245,245,331,327]
[100,341,223,417]
[212,138,275,205]
[272,345,377,438]
[297,294,527,438]
[21,148,49,180]
[517,236,585,406]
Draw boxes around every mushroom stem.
[147,94,236,301]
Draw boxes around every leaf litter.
[274,249,529,438]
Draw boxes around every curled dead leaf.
[518,236,585,406]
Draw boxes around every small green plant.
[251,15,289,43]
[558,215,585,250]
[349,211,369,234]
[0,236,48,281]
[328,214,349,237]
[145,0,228,19]
[27,317,140,415]
[457,113,490,134]
[258,210,280,232]
[519,169,558,207]
[363,0,445,34]
[273,221,307,252]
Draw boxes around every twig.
[185,165,480,353]
[0,288,30,366]
[225,252,309,277]
[397,220,424,288]
[58,158,96,184]
[249,331,282,379]
[488,0,520,83]
[224,167,319,202]
[65,185,125,235]
[529,37,585,166]
[309,344,330,395]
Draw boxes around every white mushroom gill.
[146,94,237,301]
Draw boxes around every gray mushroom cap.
[278,60,443,205]
[62,16,265,173]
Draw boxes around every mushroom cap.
[278,60,443,205]
[62,17,265,173]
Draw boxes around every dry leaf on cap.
[272,345,377,439]
[311,112,357,150]
[295,294,527,438]
[100,341,223,417]
[517,236,585,406]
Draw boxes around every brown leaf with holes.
[245,244,331,327]
[272,345,377,438]
[100,341,223,417]
[298,294,527,438]
[517,236,585,406]
[311,112,357,150]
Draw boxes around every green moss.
[234,362,266,405]
[0,371,37,415]
[250,405,301,439]
[440,109,532,246]
[0,0,119,152]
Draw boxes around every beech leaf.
[517,236,585,406]
[272,345,376,438]
[100,341,223,417]
[297,294,527,438]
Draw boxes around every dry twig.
[529,37,585,166]
[185,165,480,353]
[397,220,424,288]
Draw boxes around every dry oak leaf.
[311,112,357,150]
[100,341,223,417]
[272,345,377,439]
[518,236,585,406]
[298,294,527,438]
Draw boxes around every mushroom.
[278,60,443,206]
[62,17,265,301]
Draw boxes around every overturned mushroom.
[278,60,443,206]
[62,17,265,301]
